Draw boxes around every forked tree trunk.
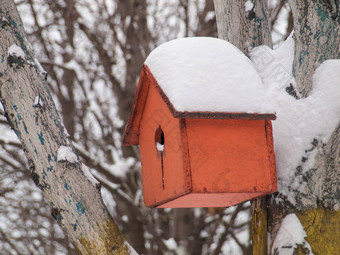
[215,0,340,254]
[268,1,340,254]
[0,1,134,254]
[213,0,272,254]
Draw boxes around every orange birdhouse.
[123,37,277,208]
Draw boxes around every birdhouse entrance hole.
[155,126,165,151]
[155,126,165,189]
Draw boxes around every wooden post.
[251,197,267,255]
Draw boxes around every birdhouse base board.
[154,192,267,208]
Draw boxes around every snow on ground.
[271,213,312,255]
[250,34,340,204]
[145,37,275,114]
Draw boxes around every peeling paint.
[13,104,22,120]
[23,122,29,134]
[76,201,85,216]
[42,169,47,179]
[64,182,72,190]
[73,220,79,231]
[317,7,329,21]
[64,198,72,205]
[48,153,58,162]
[38,131,44,145]
[51,207,63,222]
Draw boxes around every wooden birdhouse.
[123,37,277,208]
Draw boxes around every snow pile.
[125,241,139,255]
[57,146,77,163]
[244,0,254,12]
[33,96,44,107]
[81,163,99,186]
[250,34,340,204]
[8,44,26,59]
[156,142,164,151]
[164,237,177,250]
[34,58,47,76]
[145,37,275,114]
[271,214,312,254]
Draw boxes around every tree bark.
[214,0,272,54]
[268,1,340,254]
[289,0,340,97]
[213,1,272,254]
[0,1,134,254]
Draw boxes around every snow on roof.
[144,37,275,114]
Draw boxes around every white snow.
[101,157,135,178]
[164,237,177,250]
[122,215,129,222]
[250,34,340,204]
[244,0,254,12]
[34,58,47,75]
[81,163,100,186]
[145,37,275,114]
[271,214,312,255]
[33,96,44,107]
[57,146,77,163]
[125,241,138,255]
[8,44,25,59]
[156,142,164,151]
[204,10,215,22]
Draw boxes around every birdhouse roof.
[124,37,276,145]
[145,37,275,115]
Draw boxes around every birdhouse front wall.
[185,118,276,193]
[138,81,191,207]
[156,118,276,208]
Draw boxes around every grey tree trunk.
[268,1,340,254]
[0,1,134,254]
[289,0,340,97]
[214,0,272,54]
[215,0,340,254]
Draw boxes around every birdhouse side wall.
[138,80,191,207]
[185,119,276,193]
[264,119,277,192]
[123,68,149,145]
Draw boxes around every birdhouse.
[123,37,277,208]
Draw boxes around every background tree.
[0,0,292,254]
[0,1,133,254]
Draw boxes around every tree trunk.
[214,0,272,54]
[215,1,340,254]
[213,1,272,254]
[0,1,135,254]
[289,0,340,97]
[268,1,340,254]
